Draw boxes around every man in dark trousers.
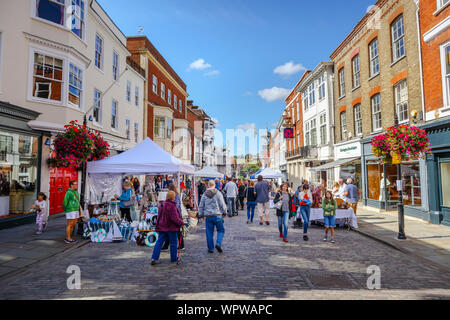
[197,180,206,205]
[238,180,247,211]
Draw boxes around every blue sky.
[98,0,375,154]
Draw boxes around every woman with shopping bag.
[273,183,294,243]
[299,185,313,242]
[151,191,185,266]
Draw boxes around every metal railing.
[285,146,318,159]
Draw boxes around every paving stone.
[1,258,36,268]
[0,266,15,277]
[0,208,450,299]
[0,254,16,263]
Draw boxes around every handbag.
[122,190,136,207]
[271,192,283,210]
[274,200,282,210]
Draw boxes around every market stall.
[255,167,284,180]
[299,207,358,229]
[84,138,195,244]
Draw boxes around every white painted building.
[295,62,335,189]
[84,0,145,154]
[0,0,145,217]
[270,115,287,180]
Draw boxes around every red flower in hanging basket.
[48,120,110,170]
[371,124,432,164]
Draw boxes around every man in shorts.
[255,175,271,226]
[63,180,82,244]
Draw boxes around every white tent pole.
[178,171,181,194]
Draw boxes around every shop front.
[310,140,362,190]
[361,137,429,220]
[0,102,43,228]
[423,119,450,226]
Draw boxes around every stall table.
[300,208,358,229]
[89,221,136,241]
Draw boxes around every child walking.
[33,192,48,235]
[322,191,337,244]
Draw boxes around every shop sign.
[335,142,361,159]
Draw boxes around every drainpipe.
[414,0,430,214]
[415,0,426,122]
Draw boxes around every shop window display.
[367,161,382,201]
[401,162,421,207]
[0,131,38,218]
[441,162,450,207]
[340,160,361,189]
[385,165,400,206]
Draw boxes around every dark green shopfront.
[360,118,450,226]
[423,119,450,226]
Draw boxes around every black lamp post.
[394,114,407,240]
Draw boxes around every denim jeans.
[162,230,184,250]
[151,231,179,262]
[247,201,256,222]
[227,197,236,217]
[278,211,289,238]
[205,216,225,252]
[300,206,311,234]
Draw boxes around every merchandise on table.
[299,208,358,229]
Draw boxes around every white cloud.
[236,123,257,131]
[205,70,220,76]
[274,61,306,76]
[188,58,212,71]
[258,87,290,102]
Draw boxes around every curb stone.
[354,222,450,273]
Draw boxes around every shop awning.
[310,158,360,171]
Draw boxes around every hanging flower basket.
[371,125,432,164]
[91,132,110,161]
[48,121,110,170]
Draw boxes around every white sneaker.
[323,237,328,242]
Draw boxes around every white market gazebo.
[87,137,195,175]
[194,167,224,179]
[86,138,195,203]
[257,167,284,180]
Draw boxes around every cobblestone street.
[0,209,450,300]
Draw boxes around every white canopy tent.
[86,138,195,203]
[194,167,224,179]
[87,137,195,175]
[258,167,284,180]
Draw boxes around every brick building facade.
[419,0,450,225]
[285,72,309,187]
[127,36,189,158]
[330,0,427,217]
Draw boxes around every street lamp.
[394,114,407,240]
